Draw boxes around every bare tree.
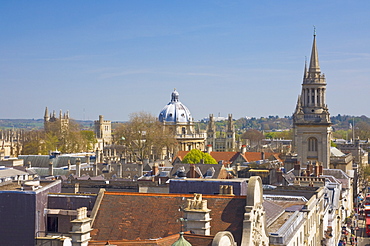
[114,112,176,161]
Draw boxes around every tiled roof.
[89,233,214,246]
[209,152,243,164]
[91,192,246,245]
[243,152,282,163]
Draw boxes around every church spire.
[308,27,321,76]
[44,107,49,120]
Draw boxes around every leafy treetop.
[182,149,217,164]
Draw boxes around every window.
[308,137,318,152]
[47,216,58,233]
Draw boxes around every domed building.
[159,89,206,153]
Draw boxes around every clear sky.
[1,1,369,121]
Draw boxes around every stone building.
[292,32,332,168]
[44,107,70,133]
[206,113,236,152]
[94,115,112,156]
[159,89,206,152]
[0,129,23,157]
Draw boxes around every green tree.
[182,149,217,164]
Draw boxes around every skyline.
[1,1,370,121]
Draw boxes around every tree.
[21,119,94,155]
[113,112,176,161]
[182,149,217,164]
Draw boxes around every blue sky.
[1,1,370,121]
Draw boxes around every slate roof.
[243,152,283,163]
[18,155,89,168]
[170,163,227,179]
[91,192,246,245]
[0,168,29,179]
[89,233,214,246]
[173,151,282,166]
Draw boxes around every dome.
[171,232,192,246]
[159,89,192,124]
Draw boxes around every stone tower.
[94,115,112,146]
[225,114,236,151]
[206,114,236,152]
[292,31,332,168]
[44,107,69,133]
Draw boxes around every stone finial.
[185,193,209,211]
[76,207,88,220]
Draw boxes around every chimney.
[241,145,246,154]
[74,183,80,193]
[318,162,323,176]
[49,161,54,176]
[306,162,311,176]
[189,164,196,178]
[184,194,211,235]
[207,144,212,154]
[95,149,100,164]
[117,162,122,178]
[27,161,32,169]
[76,158,81,177]
[234,163,241,178]
[314,162,319,177]
[261,152,265,161]
[293,162,301,176]
[68,160,71,170]
[70,207,92,246]
[152,163,159,176]
[86,154,90,165]
[219,185,235,196]
[93,162,98,177]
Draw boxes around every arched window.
[308,137,318,152]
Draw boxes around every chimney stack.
[318,162,323,176]
[241,145,246,154]
[48,161,54,176]
[207,144,212,154]
[76,158,81,177]
[95,149,100,164]
[93,162,98,177]
[314,162,319,177]
[189,164,196,178]
[293,162,301,176]
[306,162,312,176]
[117,162,122,178]
[152,163,159,176]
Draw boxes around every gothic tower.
[44,107,70,133]
[206,114,216,148]
[293,31,332,168]
[225,114,236,151]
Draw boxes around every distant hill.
[0,114,368,133]
[0,119,95,130]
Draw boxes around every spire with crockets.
[294,28,330,123]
